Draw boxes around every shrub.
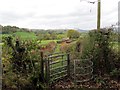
[110,68,120,80]
[88,29,116,74]
[2,36,46,90]
[73,28,117,75]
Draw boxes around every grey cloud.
[38,7,94,19]
[0,11,35,24]
[25,6,97,29]
[27,12,97,30]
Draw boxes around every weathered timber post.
[67,53,70,77]
[40,52,44,77]
[45,57,50,85]
[62,54,64,66]
[45,59,47,82]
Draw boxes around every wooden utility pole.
[97,0,101,31]
[80,0,101,31]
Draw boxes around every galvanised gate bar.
[40,52,93,85]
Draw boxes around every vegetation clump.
[2,36,46,90]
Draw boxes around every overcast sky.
[0,0,119,30]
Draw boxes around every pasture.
[14,32,37,40]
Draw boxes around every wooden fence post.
[40,52,44,77]
[45,58,50,85]
[67,53,70,77]
[45,59,47,82]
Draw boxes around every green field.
[2,32,37,40]
[14,32,37,40]
[39,40,61,52]
[40,40,58,45]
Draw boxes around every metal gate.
[73,58,93,84]
[44,53,70,84]
[43,52,93,85]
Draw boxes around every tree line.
[1,25,81,40]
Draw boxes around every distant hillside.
[76,29,89,33]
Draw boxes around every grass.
[40,40,58,45]
[14,32,37,40]
[111,42,120,52]
[55,44,61,53]
[0,43,4,45]
[2,32,37,40]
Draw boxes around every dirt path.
[50,76,120,89]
